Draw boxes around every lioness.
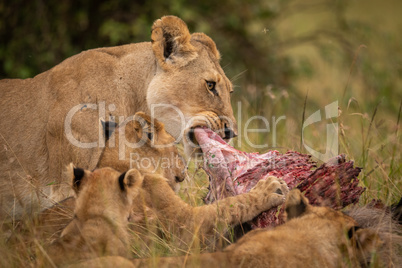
[134,189,383,268]
[0,15,236,220]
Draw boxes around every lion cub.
[43,167,288,266]
[44,166,143,266]
[137,189,382,268]
[129,174,288,253]
[43,171,288,257]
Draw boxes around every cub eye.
[206,81,218,96]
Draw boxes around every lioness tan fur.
[43,166,143,267]
[133,189,383,268]
[0,15,236,220]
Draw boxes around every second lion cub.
[44,166,287,266]
[44,166,143,266]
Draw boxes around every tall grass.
[1,0,401,266]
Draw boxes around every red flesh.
[194,127,365,228]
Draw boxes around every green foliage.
[1,0,401,115]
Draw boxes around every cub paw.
[250,176,289,209]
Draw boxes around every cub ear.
[134,112,164,131]
[151,15,198,70]
[118,169,144,192]
[284,189,310,221]
[348,227,382,265]
[391,197,402,224]
[133,112,164,141]
[67,163,87,194]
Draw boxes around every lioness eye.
[206,81,218,96]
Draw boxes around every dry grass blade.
[342,44,367,102]
[300,88,309,152]
[390,100,402,175]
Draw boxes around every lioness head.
[99,112,187,191]
[147,16,237,155]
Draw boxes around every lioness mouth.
[186,128,198,148]
[186,126,220,149]
[187,125,235,150]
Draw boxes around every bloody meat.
[194,127,365,228]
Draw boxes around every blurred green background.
[1,0,401,203]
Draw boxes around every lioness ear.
[284,189,310,221]
[191,33,221,60]
[151,15,198,70]
[67,163,86,194]
[118,169,144,193]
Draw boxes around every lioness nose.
[223,124,237,139]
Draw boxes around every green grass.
[1,0,401,265]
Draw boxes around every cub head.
[99,112,187,191]
[284,189,383,266]
[147,15,237,155]
[67,165,143,226]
